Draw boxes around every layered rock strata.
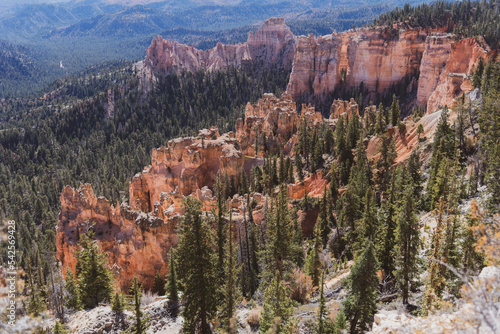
[426,37,490,113]
[286,27,431,100]
[57,93,327,289]
[235,93,322,156]
[144,17,296,75]
[330,98,359,119]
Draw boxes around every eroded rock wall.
[144,17,295,75]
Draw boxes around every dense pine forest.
[0,1,499,333]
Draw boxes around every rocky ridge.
[143,19,491,114]
[57,93,326,289]
[143,17,295,75]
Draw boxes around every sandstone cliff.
[57,93,326,289]
[426,37,490,113]
[235,93,322,156]
[143,17,295,75]
[143,19,491,114]
[286,27,432,101]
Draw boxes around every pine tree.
[279,152,286,184]
[337,185,361,258]
[334,308,347,334]
[422,198,447,315]
[354,187,378,255]
[296,153,304,182]
[214,172,227,299]
[291,208,305,268]
[240,169,249,195]
[346,114,361,152]
[76,230,113,309]
[111,292,124,313]
[315,271,333,334]
[166,249,179,315]
[246,196,260,296]
[343,241,379,334]
[407,149,423,200]
[416,123,424,140]
[390,94,400,126]
[426,107,455,209]
[152,272,165,296]
[462,200,485,274]
[177,198,217,333]
[472,57,484,88]
[329,163,339,200]
[64,268,81,310]
[53,320,70,334]
[306,221,324,287]
[129,276,148,334]
[259,271,294,333]
[264,185,292,278]
[394,184,420,305]
[374,103,386,135]
[312,137,324,173]
[375,136,397,197]
[219,210,241,333]
[286,157,294,184]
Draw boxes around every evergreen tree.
[312,136,324,173]
[259,272,294,333]
[240,169,249,195]
[76,230,113,309]
[426,107,455,209]
[462,200,485,274]
[286,157,294,184]
[306,221,324,287]
[329,163,339,200]
[343,241,379,334]
[64,268,81,310]
[298,118,310,165]
[394,184,420,304]
[263,185,292,278]
[296,153,304,182]
[390,94,400,126]
[346,114,361,152]
[111,292,124,313]
[152,272,165,296]
[334,309,347,334]
[219,210,241,333]
[129,276,148,334]
[315,271,334,334]
[246,196,260,296]
[416,123,424,140]
[53,320,70,334]
[291,209,305,268]
[407,149,423,201]
[422,198,447,315]
[374,103,386,135]
[279,153,286,184]
[214,172,227,298]
[166,249,179,315]
[354,187,378,255]
[375,136,397,197]
[337,185,361,258]
[177,198,217,333]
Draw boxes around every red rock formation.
[57,128,265,290]
[330,98,359,119]
[426,37,490,113]
[57,183,174,291]
[56,92,331,289]
[416,33,454,106]
[144,17,295,75]
[235,93,322,156]
[286,27,433,100]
